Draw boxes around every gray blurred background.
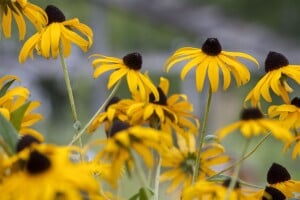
[1,0,300,198]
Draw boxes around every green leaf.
[128,187,154,200]
[10,101,30,131]
[0,79,15,97]
[0,113,19,155]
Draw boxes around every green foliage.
[128,187,154,200]
[0,113,19,156]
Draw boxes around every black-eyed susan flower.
[127,77,199,136]
[181,179,257,200]
[0,75,43,139]
[160,134,229,192]
[216,107,293,143]
[165,38,258,92]
[268,97,300,130]
[19,5,93,62]
[266,163,300,198]
[93,123,172,187]
[0,0,47,40]
[87,96,130,135]
[91,52,159,101]
[0,140,104,200]
[245,51,300,107]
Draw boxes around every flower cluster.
[1,1,300,200]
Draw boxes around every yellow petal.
[208,58,219,92]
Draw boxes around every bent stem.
[225,139,250,200]
[69,80,121,145]
[193,86,212,183]
[207,132,271,180]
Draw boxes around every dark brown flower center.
[122,52,142,70]
[291,97,300,108]
[26,151,51,174]
[201,38,222,56]
[222,178,240,189]
[45,5,66,25]
[149,87,167,105]
[240,108,263,120]
[16,135,41,153]
[262,187,285,200]
[267,163,290,184]
[264,51,289,73]
[108,120,130,138]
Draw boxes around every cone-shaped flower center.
[241,108,263,120]
[265,51,289,73]
[105,96,120,111]
[222,178,240,189]
[45,5,66,25]
[263,187,285,200]
[201,38,222,56]
[108,120,130,138]
[149,87,167,105]
[267,163,291,184]
[16,135,41,153]
[123,52,142,70]
[26,151,51,174]
[291,97,300,108]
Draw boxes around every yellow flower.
[93,124,172,187]
[91,52,159,101]
[216,107,293,143]
[268,97,300,129]
[165,38,258,92]
[127,77,199,137]
[19,5,93,62]
[0,0,47,40]
[0,142,103,200]
[0,75,43,139]
[87,96,129,134]
[266,163,300,198]
[182,179,257,200]
[160,134,229,192]
[245,51,300,107]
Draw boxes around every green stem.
[68,80,121,145]
[193,86,213,183]
[207,133,271,180]
[225,139,250,200]
[59,44,80,131]
[130,150,152,200]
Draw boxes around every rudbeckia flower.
[160,134,229,192]
[91,52,159,101]
[181,179,257,200]
[0,139,103,200]
[0,0,47,40]
[87,96,130,135]
[127,77,199,137]
[19,5,93,62]
[266,163,300,198]
[245,51,300,107]
[93,122,172,187]
[0,75,43,139]
[268,97,300,130]
[216,107,293,143]
[165,38,258,92]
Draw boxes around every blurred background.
[1,0,300,198]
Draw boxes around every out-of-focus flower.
[165,38,258,92]
[93,123,172,187]
[91,52,159,101]
[160,134,229,192]
[0,137,103,200]
[217,107,293,143]
[19,5,93,62]
[245,51,300,107]
[0,0,47,40]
